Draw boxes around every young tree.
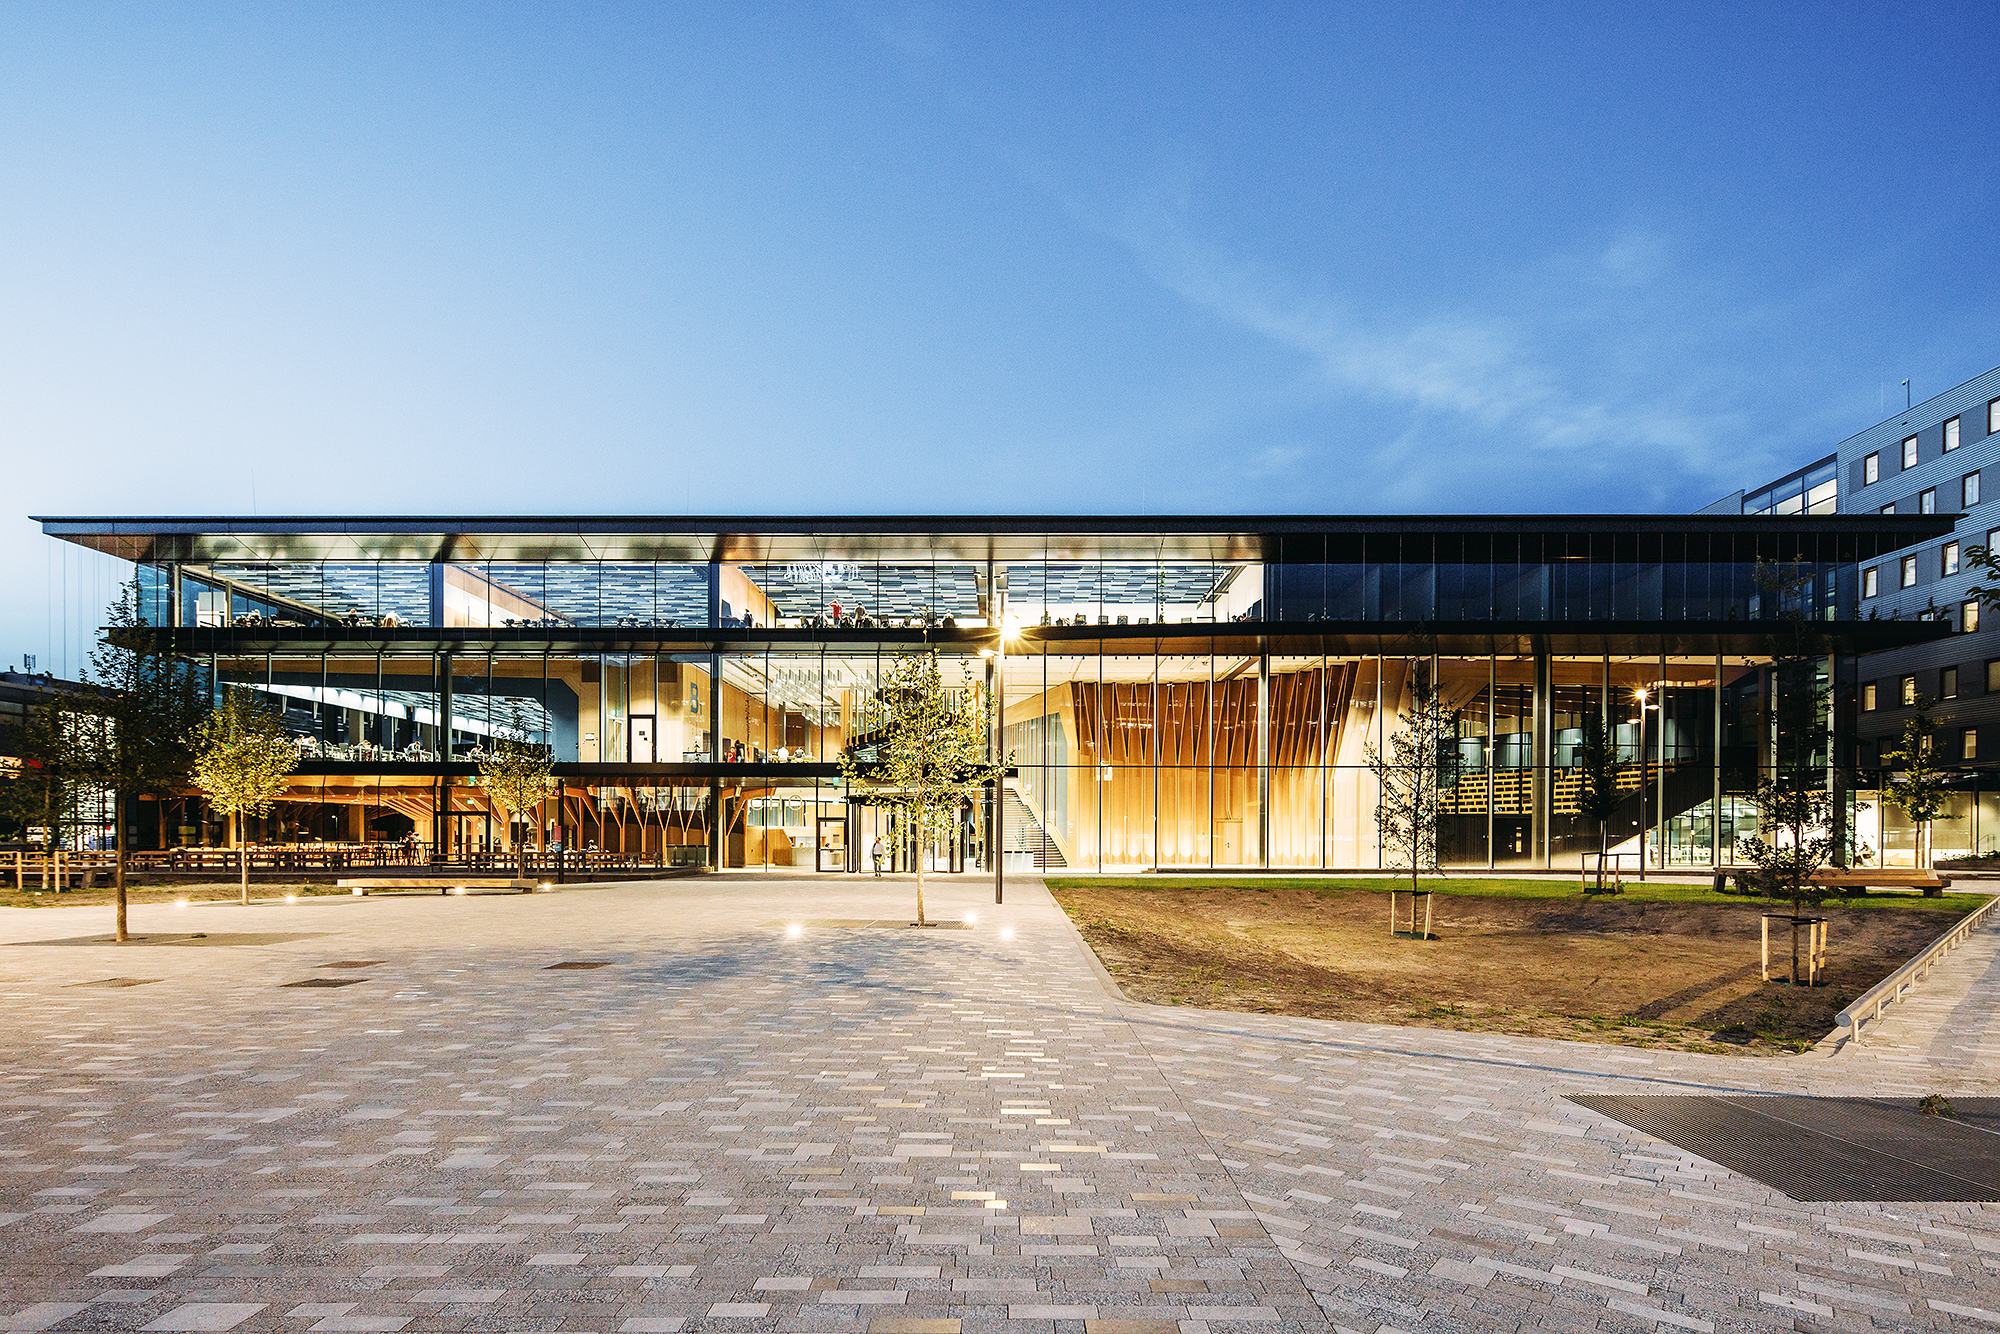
[1881,697,1950,871]
[476,701,556,880]
[838,648,1005,927]
[187,689,300,904]
[1364,676,1461,898]
[84,581,210,942]
[0,690,101,857]
[1571,713,1624,890]
[1735,778,1840,983]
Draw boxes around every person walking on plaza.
[871,834,885,877]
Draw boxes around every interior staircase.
[1001,785,1067,868]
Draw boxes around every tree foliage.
[187,689,299,901]
[1881,697,1950,870]
[0,690,103,848]
[1735,779,1840,915]
[476,701,556,876]
[1571,713,1624,887]
[189,690,299,828]
[84,580,211,939]
[1364,676,1460,896]
[837,649,1004,925]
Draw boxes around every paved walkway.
[1830,907,2000,1092]
[0,876,1994,1334]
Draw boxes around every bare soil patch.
[1051,881,1965,1055]
[0,882,345,909]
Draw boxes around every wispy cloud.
[1115,211,1739,492]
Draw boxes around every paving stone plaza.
[1,877,1996,1334]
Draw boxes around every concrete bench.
[336,879,538,896]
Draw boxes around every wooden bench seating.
[1714,866,1950,895]
[1808,868,1949,892]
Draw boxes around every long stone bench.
[336,879,539,895]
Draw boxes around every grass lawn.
[1047,876,1984,1055]
[1049,875,1992,914]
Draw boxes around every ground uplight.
[786,923,803,938]
[966,911,979,924]
[1000,926,1014,939]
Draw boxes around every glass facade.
[45,514,1954,872]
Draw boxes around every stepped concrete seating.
[336,878,538,895]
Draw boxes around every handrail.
[1837,891,2000,1046]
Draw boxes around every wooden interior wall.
[1056,664,1356,867]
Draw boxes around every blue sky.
[6,3,1999,673]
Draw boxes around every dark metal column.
[1257,648,1270,869]
[1712,649,1724,867]
[709,650,722,871]
[435,651,453,863]
[1533,645,1551,869]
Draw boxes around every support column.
[1657,649,1668,868]
[1487,654,1497,870]
[1828,651,1847,867]
[436,651,453,863]
[1713,650,1724,867]
[1533,646,1551,869]
[709,650,722,872]
[992,604,1005,905]
[1257,649,1270,870]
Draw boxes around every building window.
[1943,666,1960,698]
[1967,728,1981,761]
[1966,600,1982,634]
[1991,397,2000,434]
[1863,566,1880,597]
[1864,451,1880,485]
[1902,555,1918,588]
[1966,472,1982,508]
[1882,503,1897,515]
[1902,675,1919,706]
[1921,488,1937,514]
[1946,416,1961,452]
[1904,435,1920,468]
[1945,542,1961,575]
[1863,682,1878,711]
[1989,660,2000,694]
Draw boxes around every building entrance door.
[816,815,847,872]
[1217,819,1243,865]
[631,715,655,763]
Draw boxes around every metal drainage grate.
[283,978,369,988]
[321,960,383,969]
[69,977,159,988]
[544,961,612,970]
[1569,1094,2000,1202]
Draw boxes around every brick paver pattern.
[0,876,1996,1334]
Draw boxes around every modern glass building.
[36,513,1953,876]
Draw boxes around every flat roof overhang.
[139,619,1951,659]
[33,513,1959,564]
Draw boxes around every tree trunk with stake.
[114,792,127,943]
